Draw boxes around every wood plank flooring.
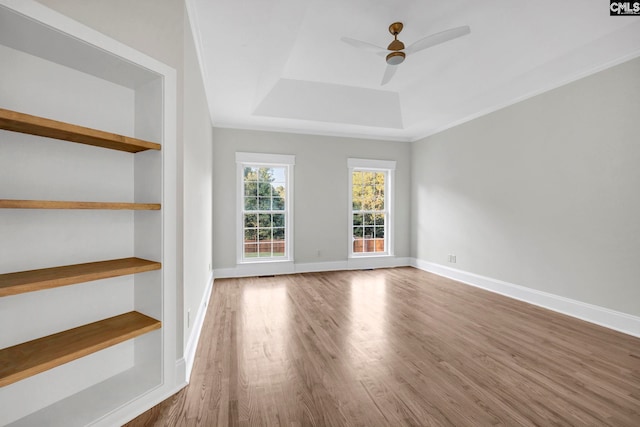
[126,267,640,426]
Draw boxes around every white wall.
[35,0,214,364]
[212,128,411,271]
[411,56,640,317]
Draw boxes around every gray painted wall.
[182,11,213,349]
[411,56,640,316]
[212,128,411,269]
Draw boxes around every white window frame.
[236,152,295,264]
[348,158,396,258]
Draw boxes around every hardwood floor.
[126,267,640,426]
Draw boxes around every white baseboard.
[215,261,295,278]
[411,258,640,338]
[293,260,350,274]
[175,358,187,388]
[346,256,412,270]
[214,257,412,279]
[183,272,215,383]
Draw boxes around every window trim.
[236,152,295,264]
[348,158,396,258]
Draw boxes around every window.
[236,153,294,263]
[348,158,395,257]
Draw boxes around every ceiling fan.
[341,22,471,85]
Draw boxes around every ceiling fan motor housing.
[386,51,405,65]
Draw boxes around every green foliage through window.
[352,169,386,254]
[243,166,287,258]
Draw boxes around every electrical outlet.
[448,254,457,263]
[208,262,212,271]
[317,249,321,257]
[187,309,190,328]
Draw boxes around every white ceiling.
[187,0,640,142]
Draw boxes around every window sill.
[237,258,293,265]
[348,253,392,259]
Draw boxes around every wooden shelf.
[0,311,161,387]
[0,108,161,153]
[0,199,160,210]
[0,257,161,297]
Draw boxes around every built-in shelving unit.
[0,257,161,297]
[0,108,161,153]
[0,199,161,210]
[0,311,161,387]
[0,1,177,425]
[0,101,164,398]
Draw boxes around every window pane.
[364,213,375,226]
[271,167,286,183]
[364,227,374,238]
[363,171,375,186]
[244,243,257,257]
[244,228,257,242]
[244,214,257,228]
[375,184,385,209]
[272,197,285,210]
[258,182,272,197]
[273,243,284,257]
[272,214,285,227]
[258,213,271,227]
[353,228,363,255]
[373,237,384,252]
[244,167,257,181]
[258,243,272,257]
[258,229,272,256]
[244,197,257,210]
[273,227,285,240]
[353,214,363,226]
[374,214,385,226]
[273,228,285,256]
[363,185,376,210]
[257,168,272,182]
[352,183,361,201]
[374,226,385,239]
[258,228,271,241]
[244,182,257,197]
[258,197,271,210]
[273,183,285,198]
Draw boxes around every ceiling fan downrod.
[386,22,405,65]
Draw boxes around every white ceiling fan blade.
[405,25,470,55]
[340,37,387,55]
[381,64,397,86]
